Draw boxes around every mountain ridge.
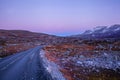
[71,24,120,39]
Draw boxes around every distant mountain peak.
[83,30,93,34]
[83,26,108,34]
[93,26,107,31]
[108,24,120,31]
[72,24,120,39]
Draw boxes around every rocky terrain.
[0,25,120,80]
[44,43,120,80]
[43,25,120,80]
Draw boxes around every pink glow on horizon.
[0,0,120,36]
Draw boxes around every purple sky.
[0,0,120,36]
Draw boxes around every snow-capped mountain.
[72,24,120,39]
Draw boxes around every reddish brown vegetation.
[0,30,120,80]
[44,44,96,80]
[0,30,59,57]
[0,43,36,57]
[44,43,120,80]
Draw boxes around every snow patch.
[114,27,120,31]
[102,29,108,33]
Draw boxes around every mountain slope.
[72,24,120,39]
[0,29,59,57]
